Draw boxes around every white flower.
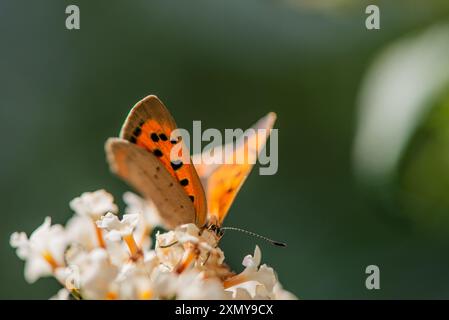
[11,190,296,300]
[76,248,119,299]
[241,246,277,293]
[106,241,132,267]
[96,212,139,242]
[155,224,225,276]
[174,223,203,245]
[124,192,162,251]
[124,192,161,226]
[70,190,118,220]
[50,288,71,300]
[65,215,97,251]
[224,246,277,299]
[115,255,159,299]
[10,231,29,260]
[175,270,225,300]
[273,283,298,300]
[151,269,225,300]
[225,287,250,300]
[10,217,67,283]
[96,212,143,260]
[155,230,185,270]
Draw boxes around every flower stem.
[123,234,140,258]
[223,273,246,289]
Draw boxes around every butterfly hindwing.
[116,95,207,227]
[105,138,196,229]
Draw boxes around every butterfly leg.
[201,240,222,266]
[158,240,178,248]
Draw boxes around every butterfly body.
[106,95,276,233]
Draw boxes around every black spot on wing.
[130,121,145,142]
[159,133,168,141]
[150,133,159,142]
[171,160,183,171]
[133,127,142,137]
[153,149,163,157]
[180,178,189,186]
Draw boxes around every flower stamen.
[175,245,199,274]
[139,289,153,300]
[42,250,59,270]
[105,291,118,300]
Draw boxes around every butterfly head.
[206,223,225,239]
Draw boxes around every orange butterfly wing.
[114,95,207,227]
[196,112,277,225]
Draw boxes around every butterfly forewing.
[116,95,207,227]
[199,112,277,225]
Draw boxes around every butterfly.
[105,95,276,239]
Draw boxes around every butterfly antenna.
[220,227,287,247]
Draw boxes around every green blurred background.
[1,0,449,299]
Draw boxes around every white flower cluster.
[10,190,296,300]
